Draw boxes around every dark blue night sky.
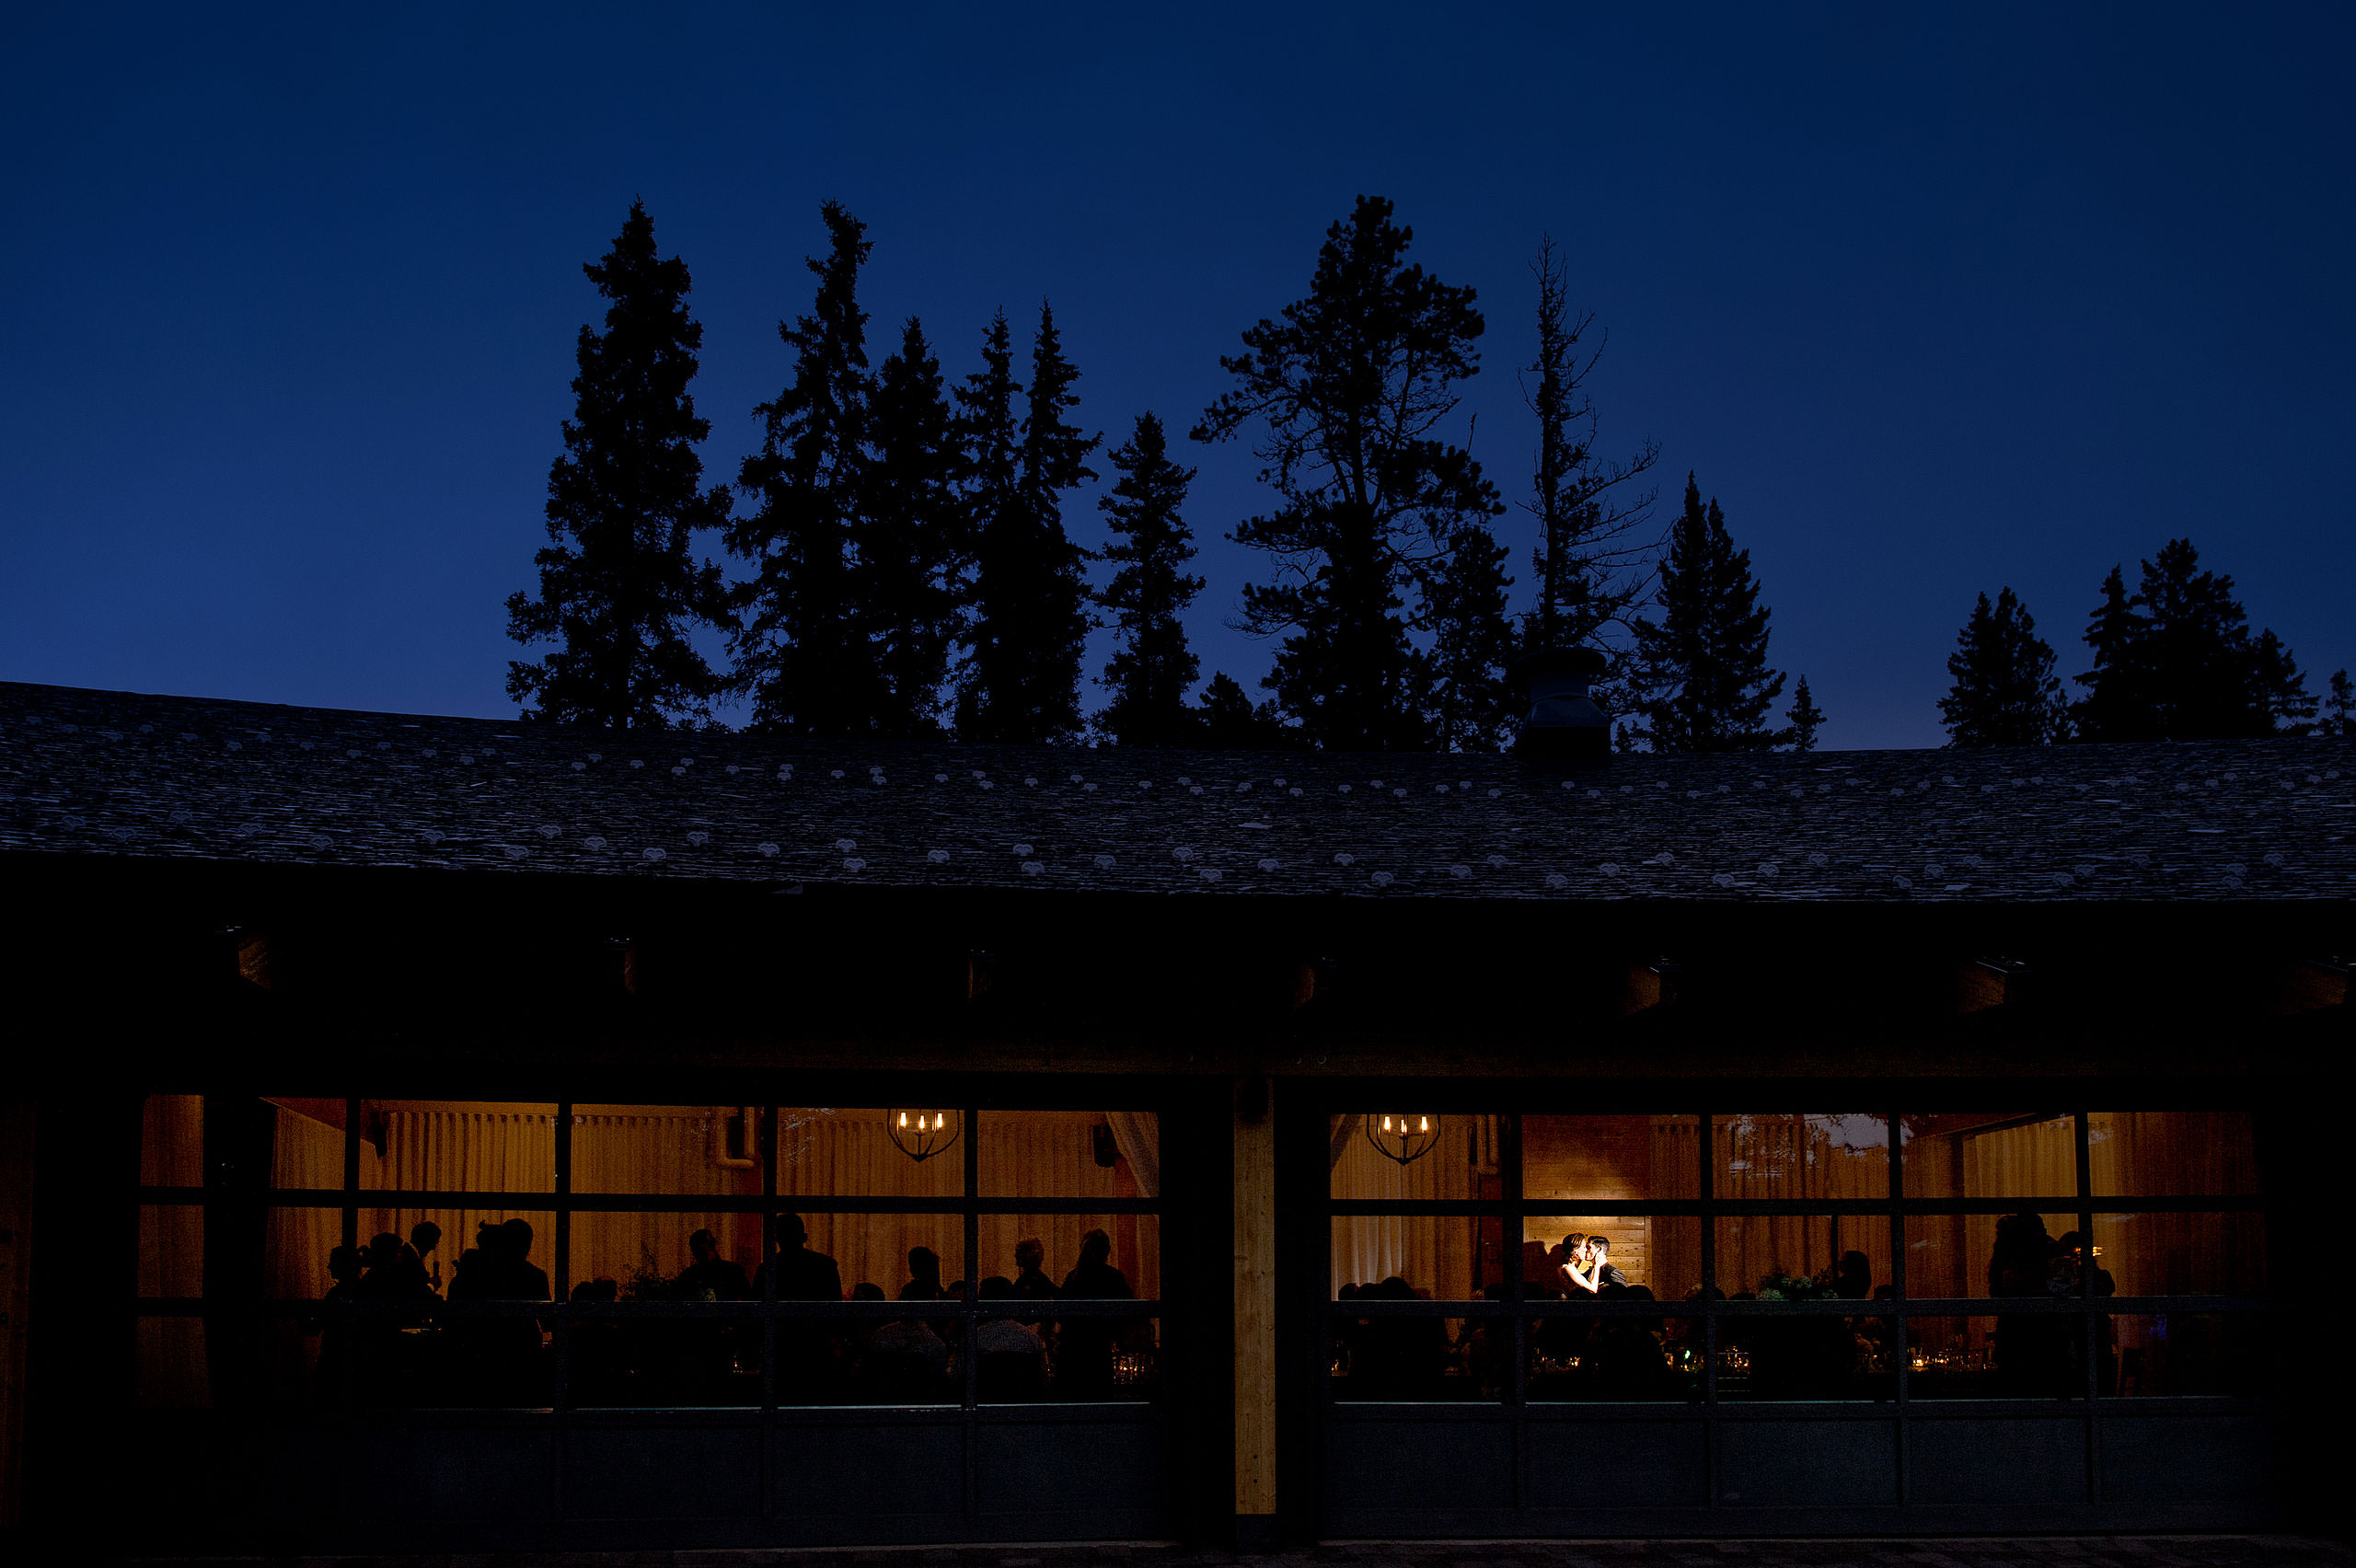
[5,5,2349,749]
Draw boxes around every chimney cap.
[1508,645,1611,761]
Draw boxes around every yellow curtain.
[359,1109,558,1292]
[264,1106,345,1399]
[135,1095,206,1409]
[568,1111,762,1290]
[1712,1114,1892,1297]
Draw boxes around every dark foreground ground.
[110,1536,2356,1568]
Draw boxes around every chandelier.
[1365,1113,1439,1167]
[886,1109,960,1163]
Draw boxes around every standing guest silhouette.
[755,1214,845,1401]
[1056,1228,1135,1400]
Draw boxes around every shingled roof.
[1,681,2350,904]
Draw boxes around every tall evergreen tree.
[1417,522,1518,752]
[1625,474,1784,752]
[727,201,877,734]
[1195,196,1498,751]
[1939,587,2067,746]
[2071,565,2145,743]
[2327,668,2353,738]
[952,309,1022,731]
[956,306,1096,743]
[2073,539,2313,740]
[1784,676,1826,754]
[506,201,731,729]
[1095,412,1204,746]
[860,317,963,735]
[1520,236,1657,652]
[1195,671,1304,750]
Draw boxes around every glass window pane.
[1521,1216,1704,1303]
[1334,1213,1484,1302]
[572,1104,765,1198]
[1715,1216,1892,1302]
[1329,1113,1492,1200]
[989,1212,1156,1402]
[2089,1113,2259,1197]
[1904,1211,2078,1299]
[1329,1300,1468,1401]
[1713,1307,1884,1401]
[2092,1212,2261,1297]
[140,1094,204,1187]
[359,1101,558,1193]
[564,1223,761,1412]
[1524,1113,1699,1202]
[1527,1301,1696,1401]
[1715,1113,1889,1200]
[979,1109,1159,1198]
[776,1107,963,1201]
[2114,1313,2269,1397]
[568,1209,764,1299]
[139,1204,203,1299]
[782,1210,961,1306]
[1900,1316,2004,1399]
[1900,1113,2077,1202]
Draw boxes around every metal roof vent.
[1507,647,1610,761]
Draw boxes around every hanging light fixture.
[886,1108,960,1163]
[1365,1112,1439,1167]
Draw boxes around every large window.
[136,1098,1161,1414]
[1326,1108,2267,1407]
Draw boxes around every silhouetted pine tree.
[1195,196,1498,751]
[1418,522,1518,752]
[2071,566,2145,742]
[2328,669,2353,737]
[1095,412,1204,746]
[1195,672,1304,750]
[506,201,732,729]
[860,317,962,735]
[728,202,877,734]
[1520,236,1657,653]
[953,310,1022,732]
[1625,474,1784,751]
[956,306,1096,742]
[1939,587,2066,746]
[1784,677,1825,753]
[2072,539,2313,740]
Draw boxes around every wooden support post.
[1232,1075,1276,1526]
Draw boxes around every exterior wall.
[0,1097,30,1534]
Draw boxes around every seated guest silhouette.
[865,1301,952,1402]
[1012,1238,1057,1332]
[968,1275,1048,1401]
[312,1244,363,1405]
[900,1245,944,1302]
[678,1228,752,1300]
[1056,1228,1135,1400]
[406,1221,445,1295]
